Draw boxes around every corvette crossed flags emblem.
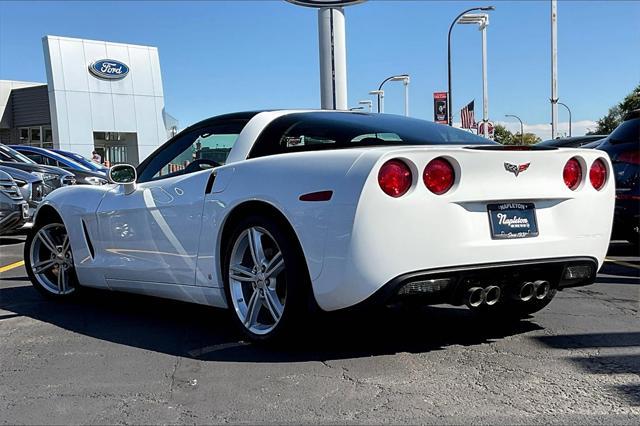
[504,162,530,177]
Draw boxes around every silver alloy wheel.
[29,223,75,295]
[228,226,286,335]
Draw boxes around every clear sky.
[1,0,638,139]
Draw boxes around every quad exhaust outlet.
[464,280,550,309]
[464,285,501,308]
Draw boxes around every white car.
[25,111,615,341]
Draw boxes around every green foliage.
[589,84,640,134]
[494,124,541,145]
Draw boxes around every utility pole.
[551,0,559,138]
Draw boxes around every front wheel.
[223,215,309,342]
[25,221,78,298]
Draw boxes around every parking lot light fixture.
[369,90,384,113]
[505,114,524,145]
[375,74,410,115]
[447,6,495,126]
[558,102,572,137]
[358,100,373,113]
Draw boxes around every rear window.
[609,118,640,144]
[250,112,493,158]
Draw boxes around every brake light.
[617,150,639,165]
[589,159,607,190]
[563,158,582,190]
[423,158,455,195]
[378,159,412,197]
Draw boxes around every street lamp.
[558,102,572,137]
[358,100,373,112]
[374,74,410,115]
[369,90,384,113]
[447,5,495,126]
[457,13,491,137]
[505,114,524,145]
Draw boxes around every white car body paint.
[33,111,615,312]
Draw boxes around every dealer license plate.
[488,202,539,239]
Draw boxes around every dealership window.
[30,127,41,145]
[19,128,29,142]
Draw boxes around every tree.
[493,124,515,144]
[493,124,541,145]
[589,84,640,134]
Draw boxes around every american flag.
[460,100,476,129]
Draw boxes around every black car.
[537,135,607,148]
[595,110,639,245]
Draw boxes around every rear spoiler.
[465,145,558,151]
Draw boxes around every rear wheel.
[25,221,78,298]
[223,215,309,342]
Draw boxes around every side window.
[152,131,239,179]
[137,119,249,183]
[25,153,44,164]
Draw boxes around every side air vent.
[81,219,95,259]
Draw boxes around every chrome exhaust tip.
[515,282,535,302]
[465,287,485,308]
[484,285,501,306]
[533,280,550,300]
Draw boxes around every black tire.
[222,214,311,342]
[24,220,79,299]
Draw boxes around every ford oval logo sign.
[88,59,129,80]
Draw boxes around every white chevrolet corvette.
[25,111,614,341]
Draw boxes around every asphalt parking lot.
[0,235,638,424]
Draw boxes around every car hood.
[0,165,42,183]
[0,161,73,178]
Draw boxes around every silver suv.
[0,169,29,235]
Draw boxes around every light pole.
[505,114,524,145]
[558,102,572,137]
[551,0,559,138]
[358,100,373,112]
[458,13,491,137]
[369,90,384,113]
[447,5,495,126]
[374,74,410,115]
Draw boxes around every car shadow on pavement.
[536,332,640,406]
[0,282,542,363]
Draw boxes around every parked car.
[53,149,108,174]
[537,135,607,148]
[11,145,108,185]
[0,169,29,235]
[25,111,614,342]
[591,110,640,245]
[0,166,44,221]
[0,144,75,195]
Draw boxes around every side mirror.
[108,164,137,194]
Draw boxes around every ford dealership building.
[0,35,177,166]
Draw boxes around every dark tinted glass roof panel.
[250,112,493,158]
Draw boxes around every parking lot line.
[605,258,640,270]
[0,260,25,274]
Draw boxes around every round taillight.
[378,159,412,197]
[423,158,455,195]
[589,159,607,190]
[563,158,582,190]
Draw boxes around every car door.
[95,120,248,287]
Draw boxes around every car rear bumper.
[352,257,597,309]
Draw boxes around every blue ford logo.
[88,59,129,80]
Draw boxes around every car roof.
[10,145,90,170]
